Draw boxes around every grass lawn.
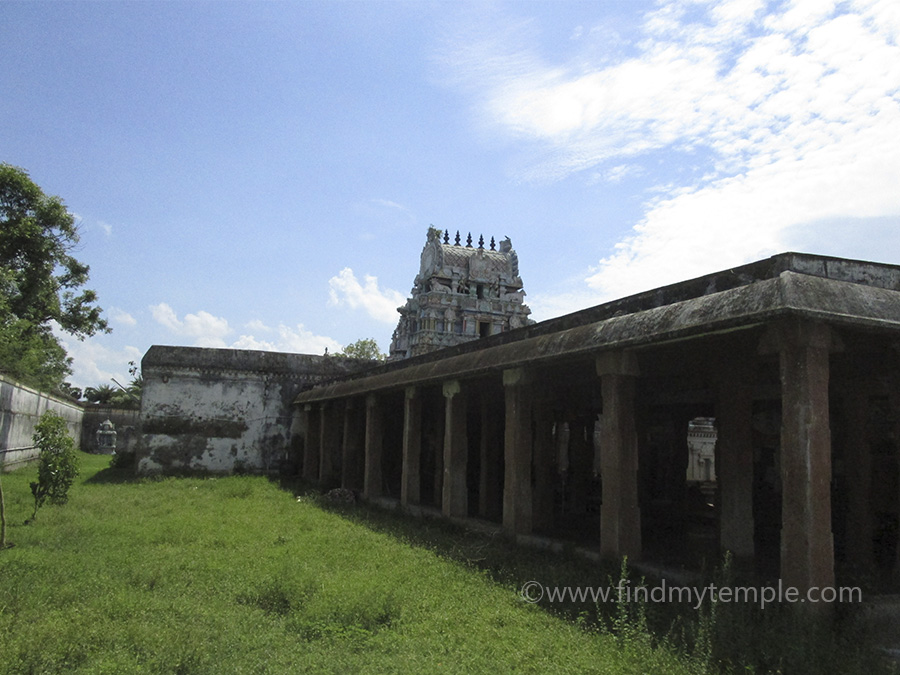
[0,453,893,674]
[0,453,698,674]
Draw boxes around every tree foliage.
[83,361,142,409]
[57,381,82,401]
[336,338,386,361]
[84,384,117,405]
[84,379,141,408]
[29,411,79,521]
[0,163,109,390]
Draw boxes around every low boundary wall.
[0,375,83,471]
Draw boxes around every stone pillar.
[843,386,873,573]
[568,418,590,514]
[401,386,422,506]
[479,395,503,521]
[302,403,320,481]
[597,351,642,560]
[364,394,384,499]
[288,408,305,475]
[442,380,468,518]
[532,405,556,532]
[503,368,533,535]
[890,384,900,576]
[774,318,835,594]
[319,402,342,486]
[716,364,755,559]
[341,399,365,491]
[433,395,445,506]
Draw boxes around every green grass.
[0,454,695,674]
[0,454,894,674]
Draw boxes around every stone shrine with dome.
[389,227,533,360]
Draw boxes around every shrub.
[29,411,79,520]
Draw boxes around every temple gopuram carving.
[389,227,533,360]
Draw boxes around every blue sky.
[2,0,899,391]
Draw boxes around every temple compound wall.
[137,346,370,474]
[294,252,900,594]
[0,374,84,471]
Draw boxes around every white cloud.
[231,324,342,355]
[110,307,137,327]
[243,319,272,333]
[147,305,345,357]
[602,163,644,184]
[54,327,142,392]
[442,0,900,303]
[328,268,406,324]
[150,303,232,348]
[148,308,344,355]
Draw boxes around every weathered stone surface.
[287,252,900,588]
[442,380,467,518]
[389,227,532,359]
[138,346,372,474]
[503,367,533,535]
[0,374,83,471]
[81,406,140,455]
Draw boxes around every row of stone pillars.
[296,317,838,595]
[296,352,647,564]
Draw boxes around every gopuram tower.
[389,227,532,360]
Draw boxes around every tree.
[109,375,141,408]
[0,163,109,390]
[83,363,142,410]
[84,384,117,405]
[0,305,72,391]
[29,411,79,521]
[336,338,386,361]
[56,382,82,401]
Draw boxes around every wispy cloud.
[151,307,344,355]
[53,324,142,391]
[72,212,113,236]
[243,319,272,333]
[232,323,342,355]
[371,198,413,214]
[441,0,900,303]
[150,303,232,348]
[109,307,137,327]
[328,268,406,324]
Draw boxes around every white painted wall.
[0,375,83,471]
[138,346,372,474]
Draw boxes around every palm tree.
[84,384,116,405]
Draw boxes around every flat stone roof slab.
[295,259,900,404]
